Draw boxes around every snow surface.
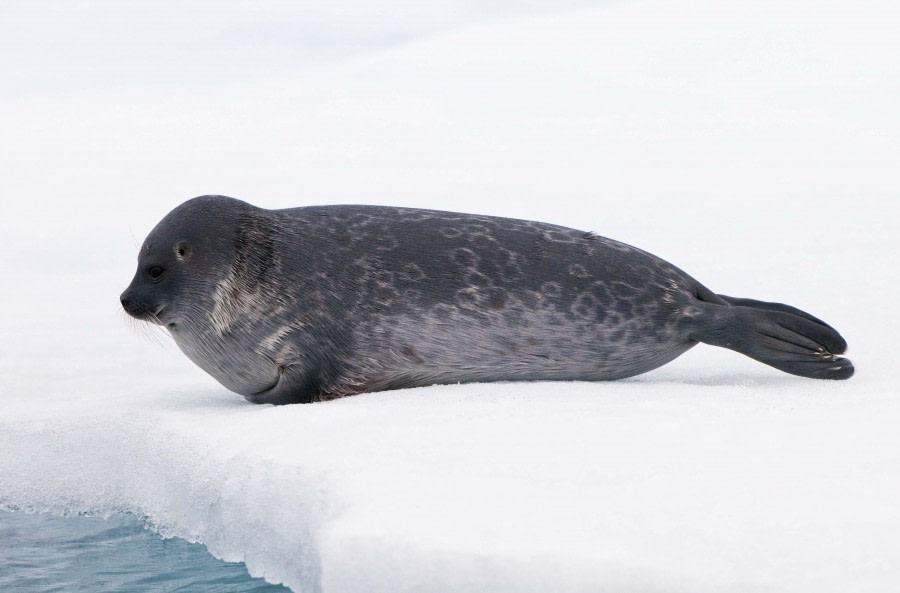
[1,0,899,591]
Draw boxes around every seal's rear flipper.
[715,294,836,329]
[690,302,854,380]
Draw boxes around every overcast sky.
[0,0,615,95]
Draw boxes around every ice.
[2,0,899,591]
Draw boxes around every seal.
[120,195,854,404]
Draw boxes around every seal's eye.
[148,266,164,279]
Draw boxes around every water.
[0,510,290,592]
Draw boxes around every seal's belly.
[330,301,695,397]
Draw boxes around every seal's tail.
[688,290,854,380]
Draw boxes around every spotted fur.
[120,196,854,405]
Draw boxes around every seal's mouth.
[120,296,166,325]
[150,305,167,325]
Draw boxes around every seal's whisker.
[129,226,141,249]
[120,308,170,349]
[144,314,172,349]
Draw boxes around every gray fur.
[120,195,852,404]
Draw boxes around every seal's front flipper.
[690,302,854,380]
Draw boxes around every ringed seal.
[121,195,853,404]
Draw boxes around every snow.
[1,0,899,591]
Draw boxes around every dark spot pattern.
[127,196,714,404]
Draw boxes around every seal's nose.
[120,292,137,315]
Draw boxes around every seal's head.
[120,195,255,327]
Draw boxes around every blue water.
[0,510,290,592]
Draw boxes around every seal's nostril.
[121,294,139,314]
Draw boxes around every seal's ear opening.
[175,241,190,261]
